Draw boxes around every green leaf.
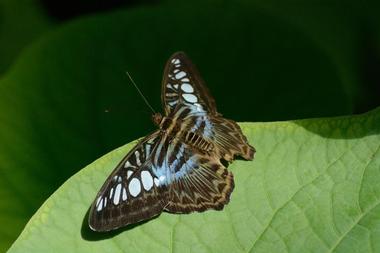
[8,108,380,253]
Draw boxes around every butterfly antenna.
[125,71,156,114]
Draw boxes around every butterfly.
[88,52,255,231]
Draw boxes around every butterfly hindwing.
[89,132,168,231]
[208,116,255,161]
[163,140,234,213]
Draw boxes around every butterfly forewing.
[161,52,218,115]
[89,132,168,231]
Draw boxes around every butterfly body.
[89,52,255,231]
[156,112,214,151]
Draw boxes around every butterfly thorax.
[159,116,176,131]
[153,113,182,134]
[155,115,214,153]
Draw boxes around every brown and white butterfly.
[88,52,255,231]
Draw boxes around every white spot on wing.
[168,101,177,107]
[113,176,121,182]
[122,188,127,201]
[127,170,133,179]
[154,177,160,186]
[141,171,154,191]
[109,187,114,198]
[181,83,194,93]
[175,71,186,79]
[173,84,179,89]
[159,175,166,184]
[171,58,180,64]
[97,198,103,211]
[194,103,204,112]
[96,196,102,207]
[135,151,142,166]
[145,144,151,156]
[125,161,135,168]
[181,78,190,82]
[173,69,179,74]
[113,183,122,205]
[182,93,198,103]
[129,178,141,197]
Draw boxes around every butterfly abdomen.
[183,131,214,152]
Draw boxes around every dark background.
[0,0,379,251]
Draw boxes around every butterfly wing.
[161,51,218,116]
[163,140,234,213]
[88,131,168,232]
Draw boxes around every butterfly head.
[152,113,163,126]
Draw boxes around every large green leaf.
[8,107,380,252]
